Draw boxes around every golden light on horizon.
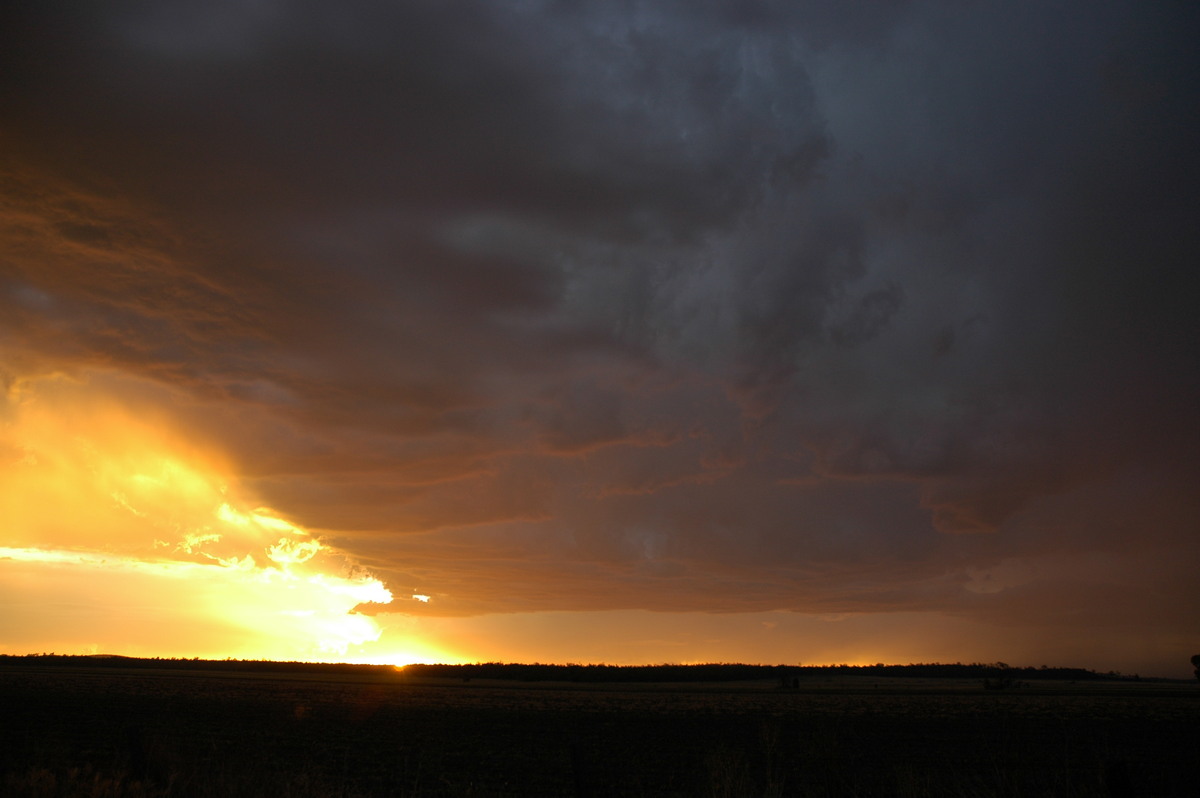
[2,371,1191,678]
[0,370,407,662]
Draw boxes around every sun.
[0,370,406,663]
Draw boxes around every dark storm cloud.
[2,0,1198,650]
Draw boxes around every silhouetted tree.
[1191,653,1200,682]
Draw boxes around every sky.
[1,1,1198,678]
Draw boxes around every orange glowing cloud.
[0,370,399,661]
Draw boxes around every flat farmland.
[1,665,1197,796]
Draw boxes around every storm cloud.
[2,0,1198,673]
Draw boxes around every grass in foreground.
[1,661,1195,796]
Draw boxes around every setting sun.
[2,2,1198,793]
[1,371,397,661]
[3,0,1198,684]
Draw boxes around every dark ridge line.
[0,654,1155,682]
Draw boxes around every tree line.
[403,661,1113,683]
[0,654,1157,683]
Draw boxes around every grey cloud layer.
[2,1,1198,630]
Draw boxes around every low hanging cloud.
[2,0,1199,670]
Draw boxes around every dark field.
[2,665,1197,797]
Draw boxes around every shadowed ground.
[1,664,1196,796]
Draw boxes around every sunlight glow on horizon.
[0,371,406,662]
[3,372,1188,678]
